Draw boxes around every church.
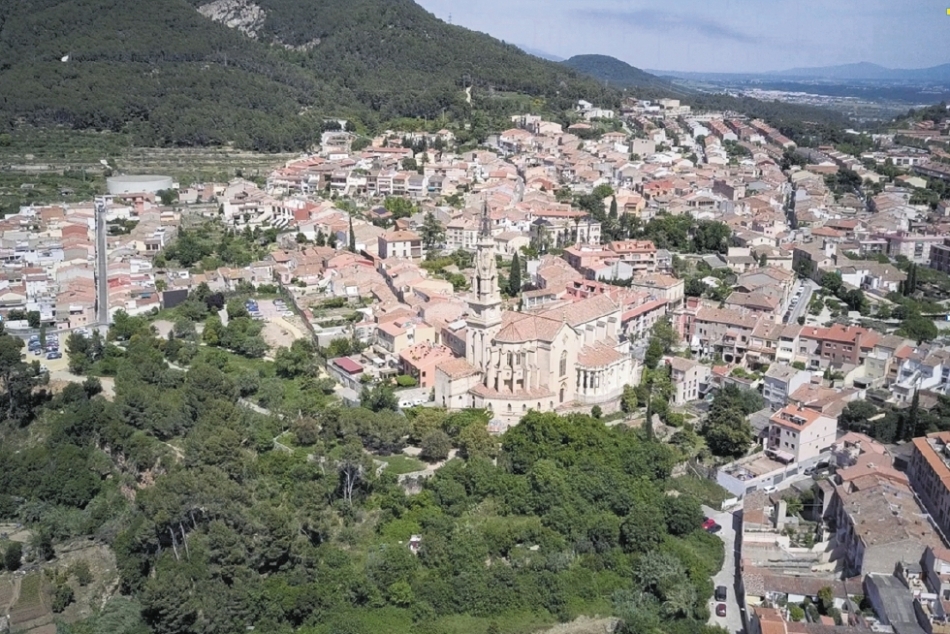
[434,206,637,429]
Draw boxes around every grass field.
[377,454,426,475]
[10,573,49,626]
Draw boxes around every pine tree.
[507,252,522,296]
[348,216,356,253]
[315,230,326,246]
[609,196,618,220]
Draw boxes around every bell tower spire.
[469,201,501,324]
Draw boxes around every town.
[4,93,950,634]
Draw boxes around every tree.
[52,582,75,612]
[32,529,54,561]
[3,542,22,571]
[820,271,843,294]
[348,216,356,253]
[620,384,638,413]
[908,389,923,440]
[360,384,399,412]
[507,252,522,296]
[591,405,603,419]
[457,423,494,459]
[420,430,452,462]
[27,311,40,328]
[839,400,878,432]
[420,211,445,250]
[899,314,938,344]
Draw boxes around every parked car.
[715,586,727,601]
[33,348,43,356]
[763,485,777,494]
[716,603,726,617]
[46,351,62,360]
[702,517,720,533]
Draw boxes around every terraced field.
[9,573,52,630]
[0,127,295,213]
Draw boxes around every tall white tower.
[466,202,502,370]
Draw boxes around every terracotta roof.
[578,340,624,368]
[436,358,480,380]
[494,312,565,343]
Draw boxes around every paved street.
[703,505,744,634]
[786,279,818,325]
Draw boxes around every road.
[786,279,818,325]
[95,197,109,327]
[703,505,744,634]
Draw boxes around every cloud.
[577,8,760,44]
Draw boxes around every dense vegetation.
[561,55,679,95]
[0,0,615,150]
[0,307,727,633]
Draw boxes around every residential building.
[908,432,950,540]
[762,365,811,411]
[398,342,455,388]
[378,231,423,260]
[831,466,940,577]
[666,356,710,405]
[766,405,837,464]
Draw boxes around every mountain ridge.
[0,0,616,150]
[649,62,950,82]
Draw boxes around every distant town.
[5,93,950,634]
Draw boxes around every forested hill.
[562,55,673,91]
[0,0,616,151]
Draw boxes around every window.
[559,351,567,377]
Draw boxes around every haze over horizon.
[415,0,950,74]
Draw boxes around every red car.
[716,603,727,617]
[702,517,721,533]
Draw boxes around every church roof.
[577,340,624,368]
[494,312,565,343]
[538,293,618,327]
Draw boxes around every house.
[666,357,710,405]
[378,231,423,260]
[762,365,811,411]
[328,357,366,391]
[398,342,455,388]
[766,405,837,464]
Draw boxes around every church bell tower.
[467,202,502,368]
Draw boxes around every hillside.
[561,54,673,91]
[0,0,616,150]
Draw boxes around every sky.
[414,0,950,73]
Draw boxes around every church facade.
[434,206,638,429]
